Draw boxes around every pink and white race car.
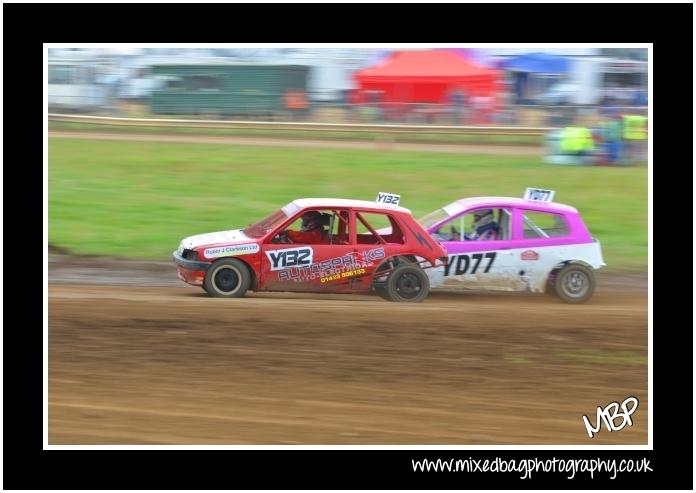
[418,188,606,303]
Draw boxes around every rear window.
[356,212,405,245]
[522,211,569,238]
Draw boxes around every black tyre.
[554,264,595,304]
[203,258,251,298]
[383,264,430,303]
[545,269,559,297]
[374,285,390,300]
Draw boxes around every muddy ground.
[48,254,648,445]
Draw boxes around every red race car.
[173,196,447,302]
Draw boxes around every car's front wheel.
[203,258,251,298]
[554,264,595,303]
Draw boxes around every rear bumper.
[172,251,210,286]
[590,240,606,269]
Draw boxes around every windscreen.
[243,209,289,238]
[418,208,450,229]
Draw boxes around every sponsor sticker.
[320,268,367,283]
[266,246,314,271]
[521,250,539,261]
[276,247,384,282]
[203,243,260,259]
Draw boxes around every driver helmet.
[472,209,495,230]
[300,211,325,232]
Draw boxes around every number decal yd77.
[444,252,497,276]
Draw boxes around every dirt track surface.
[49,130,543,155]
[48,256,648,445]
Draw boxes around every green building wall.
[151,64,309,116]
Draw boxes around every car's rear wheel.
[545,269,559,297]
[554,264,595,303]
[383,264,430,303]
[203,258,251,298]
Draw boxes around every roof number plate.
[376,192,401,206]
[523,188,555,202]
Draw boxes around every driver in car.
[464,209,499,241]
[432,210,499,241]
[274,211,330,244]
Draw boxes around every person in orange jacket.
[284,88,308,121]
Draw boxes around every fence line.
[48,113,553,136]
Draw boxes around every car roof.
[448,197,579,214]
[292,198,412,214]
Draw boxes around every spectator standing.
[448,88,465,125]
[284,88,308,121]
[604,114,623,164]
[622,114,648,163]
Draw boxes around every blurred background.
[48,47,648,166]
[48,47,648,120]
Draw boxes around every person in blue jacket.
[465,209,499,241]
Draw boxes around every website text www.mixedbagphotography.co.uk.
[412,456,652,480]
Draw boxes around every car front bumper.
[172,251,210,286]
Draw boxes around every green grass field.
[48,137,648,269]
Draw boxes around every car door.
[260,209,357,293]
[436,207,524,291]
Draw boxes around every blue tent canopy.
[501,52,571,74]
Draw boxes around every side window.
[326,210,350,244]
[431,208,510,241]
[164,77,185,90]
[355,212,405,245]
[522,211,569,238]
[282,209,350,245]
[431,214,466,241]
[186,75,222,91]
